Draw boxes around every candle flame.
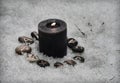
[51,22,56,27]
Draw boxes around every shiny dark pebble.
[67,38,78,48]
[72,46,84,53]
[73,56,85,63]
[26,53,39,62]
[31,31,39,40]
[64,60,76,66]
[54,62,63,68]
[37,59,50,68]
[15,45,32,55]
[18,36,34,44]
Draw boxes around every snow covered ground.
[0,0,120,83]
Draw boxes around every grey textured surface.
[0,0,120,83]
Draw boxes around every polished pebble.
[37,59,50,67]
[15,45,32,55]
[73,56,85,63]
[67,38,78,48]
[26,53,39,62]
[31,31,39,40]
[54,62,63,68]
[72,46,84,53]
[18,36,34,44]
[64,60,76,66]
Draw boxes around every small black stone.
[73,56,85,63]
[54,62,63,68]
[88,22,92,26]
[102,22,105,25]
[31,31,39,40]
[37,59,50,68]
[72,46,84,53]
[67,38,78,48]
[26,53,39,62]
[15,45,32,55]
[64,60,76,66]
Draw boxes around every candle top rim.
[38,19,67,34]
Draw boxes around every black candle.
[38,19,67,58]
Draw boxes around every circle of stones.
[15,31,85,68]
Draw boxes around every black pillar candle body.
[38,19,67,58]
